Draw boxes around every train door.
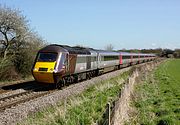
[97,53,99,68]
[131,55,133,64]
[119,53,122,65]
[69,54,77,74]
[97,53,100,68]
[86,56,91,70]
[64,53,69,75]
[91,55,98,69]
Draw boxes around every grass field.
[129,59,180,125]
[20,71,130,125]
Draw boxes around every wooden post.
[107,103,111,125]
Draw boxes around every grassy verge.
[21,71,130,125]
[129,59,180,124]
[0,76,34,86]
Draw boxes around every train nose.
[32,62,56,83]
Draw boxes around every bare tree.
[0,5,28,58]
[105,44,114,51]
[0,5,45,78]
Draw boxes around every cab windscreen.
[37,53,57,62]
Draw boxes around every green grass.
[130,59,180,125]
[21,71,130,125]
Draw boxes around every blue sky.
[1,0,180,50]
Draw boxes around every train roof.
[39,44,91,55]
[119,52,132,55]
[59,45,91,54]
[39,44,156,56]
[95,50,119,55]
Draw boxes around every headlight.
[33,68,38,71]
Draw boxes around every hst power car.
[32,44,156,87]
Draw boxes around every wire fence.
[96,60,161,125]
[96,92,121,125]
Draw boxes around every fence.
[97,60,160,125]
[96,90,122,125]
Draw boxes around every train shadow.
[0,81,56,92]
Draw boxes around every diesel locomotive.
[32,44,156,87]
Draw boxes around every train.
[32,44,156,87]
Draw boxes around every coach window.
[122,56,131,59]
[133,56,139,58]
[77,56,86,63]
[104,56,119,61]
[60,53,66,65]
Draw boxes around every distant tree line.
[173,49,180,58]
[118,48,180,58]
[105,44,180,58]
[0,5,45,81]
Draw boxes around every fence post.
[107,102,111,125]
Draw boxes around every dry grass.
[0,76,34,86]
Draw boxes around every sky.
[0,0,180,50]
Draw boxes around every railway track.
[0,77,80,112]
[0,78,63,112]
[0,85,56,111]
[0,83,42,98]
[0,60,159,112]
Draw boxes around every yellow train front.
[32,45,68,84]
[32,44,92,84]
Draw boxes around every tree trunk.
[3,46,8,59]
[3,32,9,59]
